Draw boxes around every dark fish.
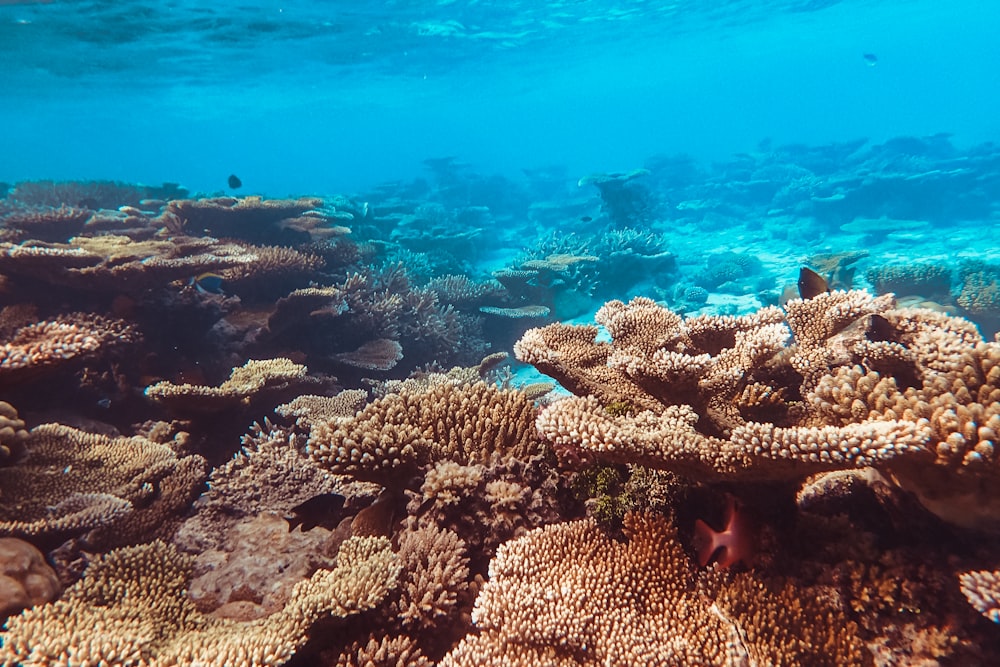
[863,53,878,66]
[865,313,896,342]
[580,215,593,223]
[286,493,346,532]
[797,267,829,300]
[227,174,242,189]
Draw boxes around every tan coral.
[307,379,539,486]
[144,358,311,413]
[440,513,864,666]
[0,537,61,618]
[520,291,1000,530]
[393,524,470,632]
[0,423,203,542]
[0,535,399,667]
[0,401,28,464]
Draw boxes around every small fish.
[580,215,593,223]
[189,272,224,294]
[864,313,896,342]
[97,397,111,409]
[227,174,242,189]
[797,266,829,300]
[286,493,346,532]
[863,53,878,66]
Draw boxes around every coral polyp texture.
[516,291,1000,531]
[0,536,399,667]
[440,512,864,666]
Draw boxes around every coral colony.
[3,136,1000,665]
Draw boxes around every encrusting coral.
[440,512,865,666]
[516,290,1000,532]
[0,536,400,667]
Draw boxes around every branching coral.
[0,535,399,667]
[440,513,865,666]
[517,291,1000,530]
[0,313,137,387]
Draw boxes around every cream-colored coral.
[145,358,310,412]
[307,380,539,485]
[958,568,1000,624]
[393,524,470,631]
[0,535,399,667]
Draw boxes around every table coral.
[0,314,136,387]
[440,513,865,666]
[0,423,204,543]
[516,290,1000,531]
[0,535,399,667]
[144,357,312,413]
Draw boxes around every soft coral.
[692,493,756,569]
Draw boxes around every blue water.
[2,0,998,195]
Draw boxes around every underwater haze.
[6,1,1000,666]
[1,0,998,193]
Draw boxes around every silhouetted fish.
[286,493,346,532]
[797,267,829,299]
[863,53,878,66]
[580,215,593,223]
[865,313,896,342]
[227,174,242,189]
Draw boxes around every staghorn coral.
[0,537,61,618]
[275,390,369,425]
[332,634,432,667]
[518,291,1000,530]
[144,357,313,413]
[392,522,470,633]
[0,535,399,667]
[0,423,204,544]
[440,513,865,666]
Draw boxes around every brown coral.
[0,535,399,667]
[144,357,313,413]
[0,537,61,618]
[0,423,204,544]
[440,513,865,666]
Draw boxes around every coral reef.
[441,513,865,666]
